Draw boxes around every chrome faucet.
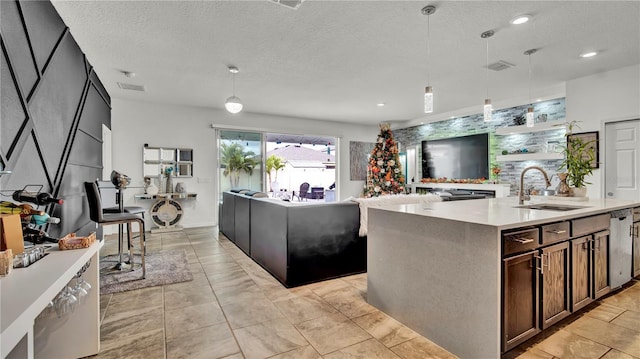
[519,166,552,205]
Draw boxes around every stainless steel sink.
[514,203,590,211]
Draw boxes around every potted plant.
[557,121,596,196]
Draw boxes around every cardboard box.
[0,214,24,254]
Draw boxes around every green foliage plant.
[557,120,595,188]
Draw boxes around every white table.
[1,241,102,359]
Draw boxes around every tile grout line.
[189,231,246,359]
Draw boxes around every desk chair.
[85,182,146,278]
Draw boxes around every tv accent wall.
[1,0,110,237]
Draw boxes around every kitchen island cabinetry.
[571,235,593,311]
[503,251,539,351]
[633,208,640,277]
[540,241,570,329]
[367,197,640,358]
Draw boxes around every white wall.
[565,64,640,199]
[111,98,377,228]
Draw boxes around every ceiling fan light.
[424,86,433,113]
[225,96,243,114]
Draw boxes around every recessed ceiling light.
[450,116,455,119]
[377,103,385,107]
[510,15,530,25]
[536,98,542,102]
[580,51,598,58]
[121,71,136,78]
[420,122,424,125]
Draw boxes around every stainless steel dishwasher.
[610,209,633,289]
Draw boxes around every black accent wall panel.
[1,0,110,238]
[0,0,39,97]
[0,47,28,156]
[29,33,87,178]
[79,85,109,140]
[19,0,66,72]
[90,71,111,108]
[69,131,101,168]
[3,134,49,193]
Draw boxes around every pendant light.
[524,49,537,127]
[481,30,494,122]
[422,5,436,113]
[225,66,243,114]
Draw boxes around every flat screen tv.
[422,133,489,179]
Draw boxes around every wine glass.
[71,281,88,306]
[54,286,77,318]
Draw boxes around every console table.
[134,193,197,233]
[1,241,102,359]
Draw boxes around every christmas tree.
[363,123,406,197]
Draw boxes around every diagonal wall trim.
[2,0,110,238]
[14,0,42,102]
[53,76,91,187]
[1,36,35,162]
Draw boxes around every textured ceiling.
[51,1,640,126]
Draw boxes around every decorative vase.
[556,173,572,197]
[165,172,173,193]
[572,187,587,197]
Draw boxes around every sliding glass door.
[217,130,263,196]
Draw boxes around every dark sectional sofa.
[219,191,365,287]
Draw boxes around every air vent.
[488,60,515,71]
[270,0,304,10]
[117,82,146,91]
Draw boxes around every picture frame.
[567,131,599,169]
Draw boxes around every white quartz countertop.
[373,197,640,230]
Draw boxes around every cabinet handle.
[631,225,634,237]
[509,237,534,244]
[536,254,547,274]
[546,230,567,234]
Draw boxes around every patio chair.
[293,182,310,201]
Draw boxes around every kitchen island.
[367,197,640,358]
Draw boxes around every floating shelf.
[495,120,566,135]
[496,152,564,162]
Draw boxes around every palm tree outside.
[266,155,286,192]
[220,142,259,188]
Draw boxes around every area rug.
[100,249,193,295]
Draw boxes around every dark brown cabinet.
[540,241,570,329]
[593,230,610,299]
[571,235,592,311]
[503,251,540,352]
[571,229,610,312]
[633,208,640,278]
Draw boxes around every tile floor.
[94,227,640,359]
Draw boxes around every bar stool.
[84,181,146,278]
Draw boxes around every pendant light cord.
[485,38,489,99]
[528,53,532,106]
[232,72,236,97]
[426,13,431,86]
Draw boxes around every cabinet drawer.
[541,221,570,245]
[572,214,610,237]
[633,207,640,222]
[503,228,540,256]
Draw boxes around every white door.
[605,120,640,200]
[102,124,112,181]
